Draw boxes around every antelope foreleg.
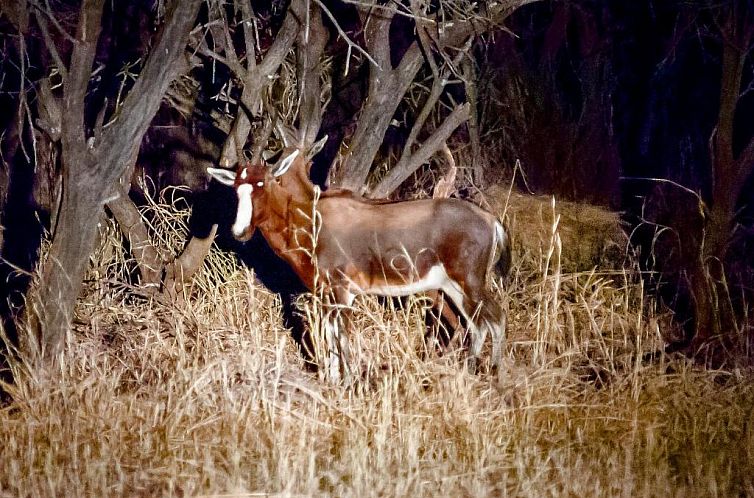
[324,310,343,383]
[323,286,354,383]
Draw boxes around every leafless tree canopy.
[0,0,752,365]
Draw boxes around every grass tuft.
[1,189,753,497]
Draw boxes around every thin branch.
[341,0,430,22]
[411,0,439,78]
[196,44,233,74]
[236,0,257,72]
[370,102,470,198]
[217,3,245,77]
[312,0,379,70]
[29,0,77,43]
[398,72,446,163]
[619,176,704,204]
[32,9,68,80]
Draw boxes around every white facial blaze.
[233,184,254,238]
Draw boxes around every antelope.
[208,150,511,381]
[272,138,469,342]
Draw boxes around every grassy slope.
[1,193,752,498]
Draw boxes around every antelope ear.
[207,167,236,187]
[307,135,328,161]
[273,149,300,177]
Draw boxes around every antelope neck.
[254,181,315,246]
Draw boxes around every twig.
[618,176,702,202]
[32,9,68,80]
[312,0,380,71]
[30,0,77,44]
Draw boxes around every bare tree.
[689,4,754,353]
[26,0,202,362]
[197,0,304,165]
[330,0,539,197]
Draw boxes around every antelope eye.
[256,181,264,187]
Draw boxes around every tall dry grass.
[1,189,753,497]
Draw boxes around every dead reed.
[0,189,752,497]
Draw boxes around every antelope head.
[207,151,300,241]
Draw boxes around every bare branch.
[256,0,301,77]
[313,0,379,71]
[397,72,446,163]
[219,0,303,166]
[61,0,105,147]
[411,0,439,78]
[370,102,470,198]
[32,8,68,80]
[106,187,163,286]
[362,6,394,69]
[341,0,429,22]
[97,0,202,182]
[296,1,328,146]
[29,0,77,43]
[236,0,257,72]
[195,44,233,73]
[163,224,218,302]
[336,1,530,190]
[220,2,244,75]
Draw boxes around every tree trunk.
[27,0,202,363]
[29,162,102,359]
[462,57,484,184]
[689,9,754,354]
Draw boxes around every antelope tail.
[489,221,512,283]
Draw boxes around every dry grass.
[1,191,753,498]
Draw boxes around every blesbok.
[271,137,469,344]
[207,154,511,381]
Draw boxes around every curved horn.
[272,149,300,177]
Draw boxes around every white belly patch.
[357,264,464,301]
